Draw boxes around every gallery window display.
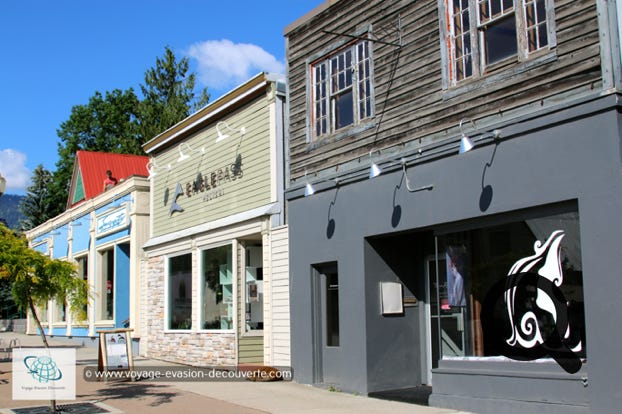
[168,253,193,330]
[244,245,264,331]
[201,245,234,330]
[429,205,585,373]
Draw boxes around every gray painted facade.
[287,94,622,413]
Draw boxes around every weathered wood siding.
[286,0,601,181]
[151,97,272,237]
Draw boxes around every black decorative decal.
[482,230,583,373]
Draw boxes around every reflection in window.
[245,245,264,331]
[201,245,233,330]
[98,248,114,320]
[310,40,373,139]
[443,0,554,85]
[432,208,585,362]
[76,255,88,318]
[326,271,340,347]
[168,253,192,330]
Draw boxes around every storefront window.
[432,206,585,373]
[245,245,263,331]
[168,253,193,330]
[201,245,233,330]
[76,255,88,317]
[97,248,114,320]
[54,301,66,323]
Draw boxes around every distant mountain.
[0,194,25,230]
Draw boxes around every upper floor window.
[443,0,555,86]
[310,40,374,140]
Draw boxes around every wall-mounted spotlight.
[304,172,315,197]
[458,119,502,154]
[147,158,157,180]
[177,142,205,163]
[177,143,191,162]
[459,119,476,154]
[147,158,172,180]
[369,150,382,179]
[216,121,247,143]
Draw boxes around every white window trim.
[95,246,116,323]
[197,241,237,333]
[306,26,376,145]
[242,243,264,336]
[164,251,194,333]
[439,0,557,89]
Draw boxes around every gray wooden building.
[284,1,622,413]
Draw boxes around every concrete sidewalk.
[1,332,468,414]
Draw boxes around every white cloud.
[0,149,31,193]
[187,39,285,92]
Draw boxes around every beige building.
[141,73,290,366]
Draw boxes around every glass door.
[425,255,466,384]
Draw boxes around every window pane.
[98,248,114,320]
[202,245,233,330]
[310,40,373,137]
[450,0,473,83]
[77,256,88,316]
[524,0,549,52]
[334,90,354,130]
[326,271,339,347]
[484,15,517,65]
[245,245,263,331]
[168,253,192,330]
[435,209,585,370]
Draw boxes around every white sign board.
[96,206,128,236]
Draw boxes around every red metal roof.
[68,151,149,208]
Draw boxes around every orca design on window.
[430,205,585,373]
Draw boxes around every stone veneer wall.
[143,255,236,366]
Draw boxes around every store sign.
[481,230,584,374]
[96,207,128,236]
[167,155,244,216]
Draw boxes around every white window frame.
[165,251,194,332]
[96,246,115,322]
[198,242,236,333]
[243,243,264,335]
[441,0,557,87]
[72,254,90,325]
[309,38,374,141]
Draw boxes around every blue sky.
[0,0,323,195]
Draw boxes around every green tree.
[47,46,209,217]
[19,164,55,230]
[136,45,209,142]
[0,223,88,413]
[50,88,141,217]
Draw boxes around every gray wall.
[288,96,622,413]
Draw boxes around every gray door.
[311,263,340,385]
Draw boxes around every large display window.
[430,204,585,374]
[167,253,193,330]
[201,244,234,330]
[97,248,115,321]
